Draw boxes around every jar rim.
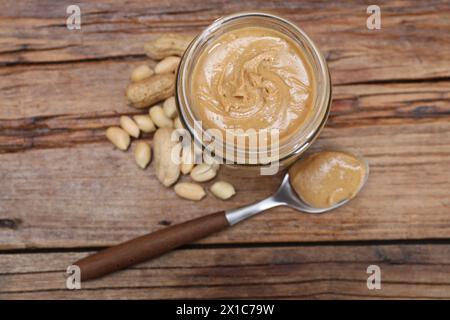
[176,11,332,166]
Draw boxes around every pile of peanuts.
[105,34,236,201]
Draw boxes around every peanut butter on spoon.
[289,151,367,208]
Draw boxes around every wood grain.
[0,119,449,249]
[1,1,449,85]
[2,243,450,299]
[1,76,449,151]
[1,3,448,248]
[1,0,449,299]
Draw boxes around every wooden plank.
[1,0,449,300]
[2,244,450,299]
[0,1,449,85]
[1,63,449,146]
[1,119,449,249]
[0,60,145,120]
[0,2,449,249]
[0,4,448,248]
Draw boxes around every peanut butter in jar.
[191,26,316,143]
[176,12,332,168]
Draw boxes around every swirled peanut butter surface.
[191,27,315,141]
[289,151,367,208]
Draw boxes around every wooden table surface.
[1,0,449,299]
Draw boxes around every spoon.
[74,161,369,281]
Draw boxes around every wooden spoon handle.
[74,211,229,281]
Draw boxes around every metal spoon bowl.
[227,155,370,223]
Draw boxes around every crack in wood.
[0,54,147,68]
[4,238,450,254]
[0,218,22,230]
[158,220,172,226]
[336,76,450,86]
[0,44,79,56]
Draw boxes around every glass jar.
[176,11,332,172]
